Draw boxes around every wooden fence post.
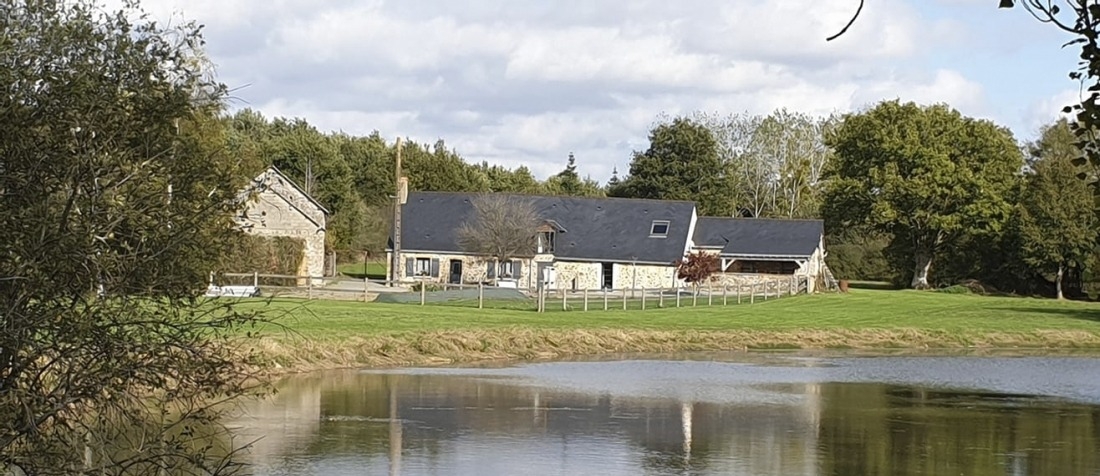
[676,288,681,308]
[622,288,628,310]
[420,282,426,306]
[737,285,742,304]
[790,276,796,296]
[584,289,589,311]
[641,288,646,310]
[750,283,755,304]
[253,271,259,287]
[723,285,728,306]
[364,277,369,302]
[563,289,568,311]
[603,288,609,311]
[478,283,484,309]
[692,287,697,307]
[659,288,664,308]
[708,283,713,306]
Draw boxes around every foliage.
[0,1,266,474]
[824,232,892,281]
[224,235,305,275]
[610,117,733,215]
[676,252,721,285]
[456,195,541,267]
[1001,1,1100,198]
[543,153,606,197]
[1013,119,1098,298]
[822,101,1023,289]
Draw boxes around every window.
[415,258,431,276]
[538,231,555,253]
[499,261,515,279]
[650,220,670,237]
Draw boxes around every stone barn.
[235,166,328,284]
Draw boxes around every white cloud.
[1023,88,1080,135]
[101,0,1073,181]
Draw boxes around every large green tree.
[1014,119,1098,299]
[823,101,1023,289]
[0,1,265,473]
[611,117,732,215]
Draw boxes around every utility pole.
[391,138,404,285]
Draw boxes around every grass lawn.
[336,261,387,279]
[248,288,1100,341]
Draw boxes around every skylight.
[650,220,670,237]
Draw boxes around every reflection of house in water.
[232,370,828,475]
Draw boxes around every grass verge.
[236,288,1100,372]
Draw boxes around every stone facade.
[236,168,327,285]
[388,251,535,288]
[387,252,681,291]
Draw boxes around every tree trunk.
[1056,263,1064,300]
[911,252,933,289]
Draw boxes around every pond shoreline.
[252,327,1100,374]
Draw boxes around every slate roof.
[693,217,823,258]
[397,192,695,264]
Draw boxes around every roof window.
[650,220,670,237]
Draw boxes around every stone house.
[387,191,827,292]
[235,166,328,284]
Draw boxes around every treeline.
[225,101,1097,297]
[223,109,603,254]
[597,104,1097,297]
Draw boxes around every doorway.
[448,259,463,284]
[601,262,614,289]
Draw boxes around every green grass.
[336,261,387,279]
[247,288,1100,341]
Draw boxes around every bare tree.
[456,194,541,281]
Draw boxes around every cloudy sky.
[134,0,1080,183]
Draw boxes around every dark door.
[602,262,614,289]
[448,260,463,284]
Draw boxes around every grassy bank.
[242,289,1100,371]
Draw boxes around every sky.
[130,0,1083,183]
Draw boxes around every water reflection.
[228,355,1100,476]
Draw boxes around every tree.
[823,101,1023,289]
[0,1,266,473]
[606,167,622,190]
[455,195,540,281]
[999,1,1100,197]
[612,117,733,215]
[477,163,543,194]
[675,252,721,289]
[1014,119,1098,299]
[543,153,605,197]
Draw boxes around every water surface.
[228,352,1100,475]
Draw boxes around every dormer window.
[536,220,566,253]
[650,220,670,237]
[538,231,555,253]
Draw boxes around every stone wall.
[389,251,535,288]
[238,187,325,284]
[553,261,602,290]
[613,263,678,290]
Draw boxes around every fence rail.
[210,272,810,311]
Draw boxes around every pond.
[226,352,1100,475]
